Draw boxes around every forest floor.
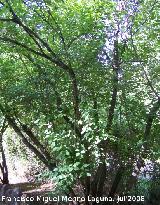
[10,182,56,205]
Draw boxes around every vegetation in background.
[0,0,159,204]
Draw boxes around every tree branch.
[0,104,56,170]
[1,0,81,129]
[133,0,158,35]
[108,166,124,198]
[0,18,13,22]
[106,40,119,132]
[143,68,160,99]
[24,54,82,136]
[106,75,118,132]
[144,98,160,141]
[8,116,55,170]
[56,91,82,138]
[0,118,9,184]
[20,123,54,162]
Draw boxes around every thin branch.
[93,96,99,135]
[67,33,93,49]
[129,32,160,146]
[1,0,81,126]
[56,91,82,138]
[39,4,67,51]
[106,76,118,132]
[0,36,70,71]
[0,18,13,22]
[0,119,8,137]
[0,36,49,59]
[143,68,160,99]
[133,0,158,34]
[144,98,160,141]
[108,166,124,198]
[0,104,56,170]
[21,54,82,138]
[7,115,55,169]
[20,123,53,161]
[0,1,4,6]
[130,29,159,99]
[106,39,119,132]
[5,0,59,59]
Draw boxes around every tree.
[0,0,159,204]
[0,119,9,184]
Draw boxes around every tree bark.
[144,98,160,141]
[0,120,9,184]
[6,115,56,170]
[108,166,124,198]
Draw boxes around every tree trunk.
[0,146,9,184]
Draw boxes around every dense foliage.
[0,0,159,204]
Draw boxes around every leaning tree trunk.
[0,120,9,184]
[0,146,9,184]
